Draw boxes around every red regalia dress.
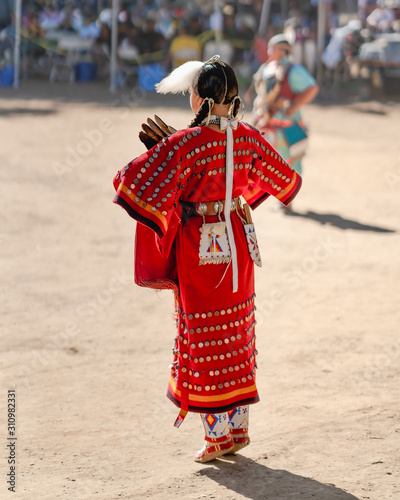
[113,121,302,425]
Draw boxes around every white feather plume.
[155,61,203,94]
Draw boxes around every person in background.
[19,7,46,70]
[0,0,14,31]
[233,14,256,65]
[0,0,15,63]
[222,4,237,40]
[139,16,167,55]
[38,2,63,31]
[118,21,140,59]
[366,0,395,32]
[167,21,202,69]
[79,15,100,40]
[246,34,318,210]
[358,0,380,25]
[60,2,83,32]
[189,16,204,37]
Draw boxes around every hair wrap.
[228,96,245,120]
[203,97,215,126]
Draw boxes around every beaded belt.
[190,198,241,217]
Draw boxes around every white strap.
[223,121,238,293]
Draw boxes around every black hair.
[189,61,240,128]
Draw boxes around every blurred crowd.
[0,0,264,73]
[0,0,400,86]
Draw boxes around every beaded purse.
[199,222,231,265]
[243,204,262,268]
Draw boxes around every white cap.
[268,34,292,48]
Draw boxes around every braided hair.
[189,61,240,128]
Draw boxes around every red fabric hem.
[281,173,302,206]
[249,191,271,210]
[114,195,164,238]
[166,389,260,414]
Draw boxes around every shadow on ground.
[197,455,360,500]
[0,79,189,109]
[4,78,395,109]
[0,107,57,116]
[285,210,396,233]
[1,79,399,118]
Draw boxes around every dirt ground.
[0,80,399,500]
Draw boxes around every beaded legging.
[200,405,249,438]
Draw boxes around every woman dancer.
[113,56,302,462]
[247,34,318,182]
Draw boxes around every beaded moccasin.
[194,435,234,463]
[225,428,250,454]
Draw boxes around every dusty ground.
[0,80,399,500]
